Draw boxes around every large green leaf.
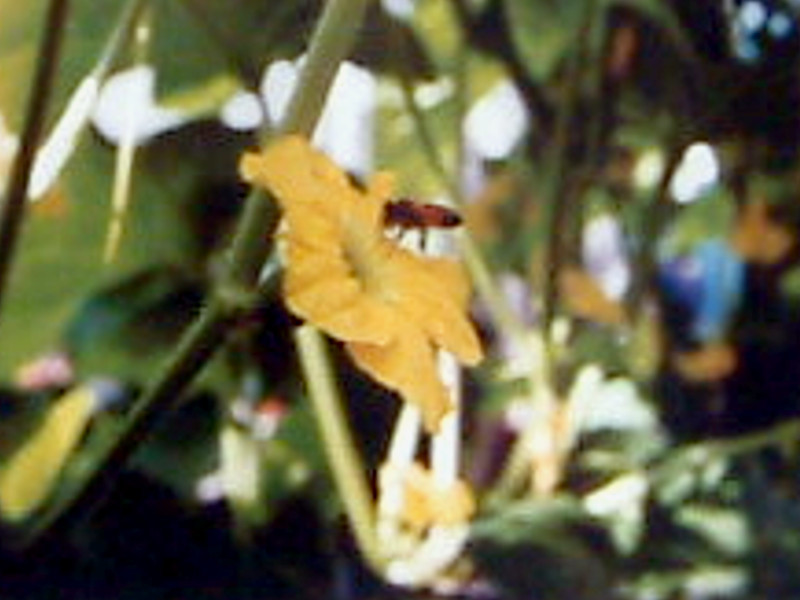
[167,0,316,89]
[0,136,182,371]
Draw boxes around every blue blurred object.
[88,377,130,413]
[658,239,745,343]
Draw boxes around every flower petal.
[559,267,627,325]
[347,328,452,432]
[240,136,359,211]
[389,255,483,365]
[241,135,483,422]
[399,463,476,530]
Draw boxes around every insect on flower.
[383,198,462,231]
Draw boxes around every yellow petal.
[428,478,476,527]
[314,295,400,346]
[389,255,483,364]
[399,463,476,530]
[366,171,396,201]
[285,271,362,321]
[347,328,452,432]
[351,171,392,227]
[0,386,95,521]
[673,343,737,382]
[285,259,398,345]
[241,135,483,402]
[240,136,359,211]
[282,241,345,288]
[282,204,342,247]
[559,267,626,325]
[731,201,794,265]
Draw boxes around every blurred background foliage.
[1,0,800,598]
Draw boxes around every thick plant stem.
[226,0,370,288]
[295,326,383,570]
[0,0,70,329]
[218,0,378,564]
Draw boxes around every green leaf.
[64,265,204,379]
[130,391,219,500]
[157,0,317,92]
[0,135,194,376]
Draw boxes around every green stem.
[651,418,800,487]
[279,0,369,138]
[11,301,232,549]
[0,0,71,330]
[539,5,594,347]
[94,0,149,76]
[226,0,371,289]
[295,326,383,570]
[276,0,379,568]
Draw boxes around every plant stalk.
[11,302,232,548]
[539,4,594,346]
[295,326,383,570]
[0,0,71,330]
[226,0,371,288]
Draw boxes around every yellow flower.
[559,267,626,326]
[240,136,482,431]
[730,200,794,265]
[673,342,737,382]
[380,461,476,532]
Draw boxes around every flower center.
[342,217,386,295]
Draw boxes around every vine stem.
[13,303,232,548]
[227,0,373,286]
[295,326,383,570]
[0,0,71,330]
[651,419,800,484]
